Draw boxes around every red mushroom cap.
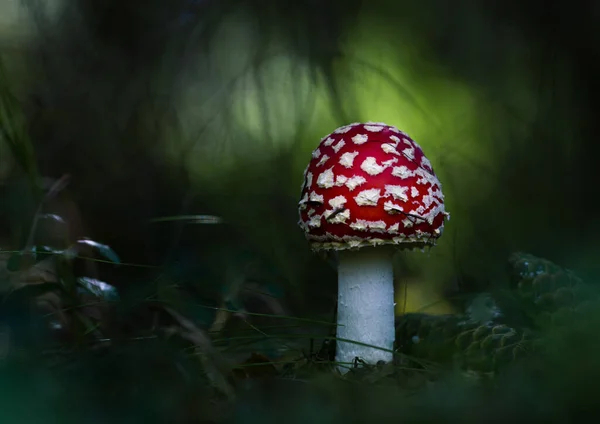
[298,122,449,251]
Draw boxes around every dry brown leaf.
[209,306,231,333]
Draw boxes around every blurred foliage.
[0,0,599,422]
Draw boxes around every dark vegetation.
[1,0,600,422]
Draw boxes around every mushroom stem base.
[335,247,395,373]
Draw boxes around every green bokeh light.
[168,11,515,313]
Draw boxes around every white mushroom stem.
[335,246,395,372]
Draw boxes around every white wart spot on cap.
[381,143,398,155]
[364,125,385,132]
[351,134,368,145]
[402,146,415,161]
[391,166,415,179]
[317,154,330,167]
[422,193,435,208]
[431,186,444,200]
[339,151,359,168]
[354,188,381,206]
[306,172,313,188]
[421,203,446,225]
[420,155,432,170]
[410,187,419,198]
[308,215,322,228]
[328,195,347,208]
[323,137,336,146]
[385,185,409,202]
[367,220,387,233]
[317,168,335,188]
[345,175,366,191]
[350,219,387,233]
[414,168,438,185]
[311,148,321,159]
[332,139,346,153]
[335,175,348,186]
[301,165,310,190]
[382,158,398,167]
[345,238,363,248]
[309,191,324,204]
[327,209,350,224]
[360,157,390,175]
[349,220,366,231]
[384,201,403,214]
[298,192,309,209]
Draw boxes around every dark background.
[0,0,598,319]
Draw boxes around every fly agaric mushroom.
[298,122,449,371]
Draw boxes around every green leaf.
[148,214,223,224]
[75,239,120,264]
[0,58,42,191]
[39,213,67,225]
[77,277,120,301]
